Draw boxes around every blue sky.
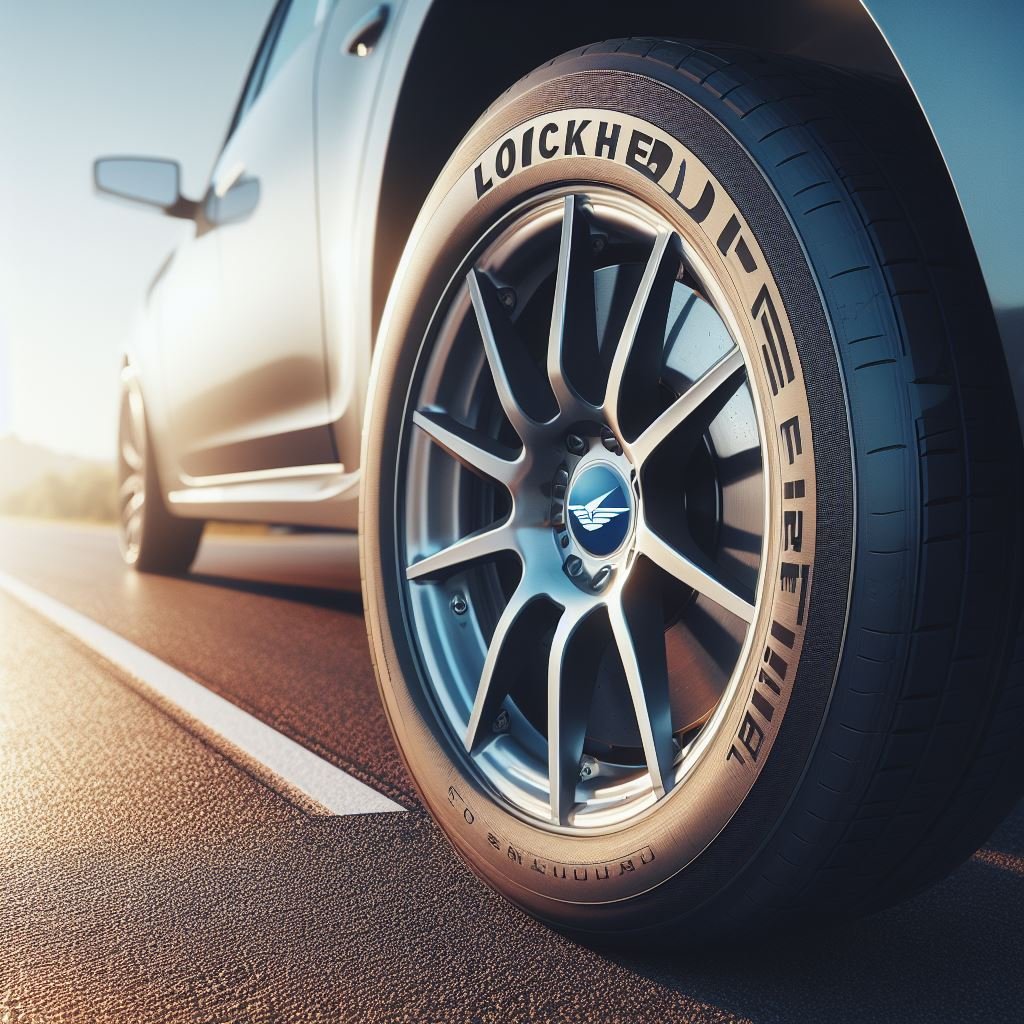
[0,0,275,458]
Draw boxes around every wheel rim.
[117,372,146,564]
[400,189,771,831]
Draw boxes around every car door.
[164,0,336,480]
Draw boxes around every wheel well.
[372,0,905,330]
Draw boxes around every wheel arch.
[373,0,907,337]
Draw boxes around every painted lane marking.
[0,570,403,816]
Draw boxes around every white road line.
[0,570,403,816]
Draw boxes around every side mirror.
[205,176,261,226]
[93,157,197,219]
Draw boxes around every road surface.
[0,518,1020,1023]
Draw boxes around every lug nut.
[450,593,468,615]
[590,565,612,591]
[498,287,516,311]
[566,434,585,454]
[492,709,511,734]
[601,427,622,455]
[579,755,598,780]
[565,555,583,578]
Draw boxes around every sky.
[0,0,276,459]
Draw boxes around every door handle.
[345,4,389,57]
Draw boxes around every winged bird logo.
[569,488,630,533]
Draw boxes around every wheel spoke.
[637,523,756,623]
[119,473,142,503]
[467,269,556,433]
[630,347,745,465]
[605,228,681,439]
[413,409,520,486]
[120,387,145,471]
[125,507,143,547]
[121,436,143,472]
[547,605,604,826]
[406,521,516,581]
[123,490,145,528]
[465,584,540,752]
[546,195,602,411]
[609,579,675,797]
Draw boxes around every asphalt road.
[1,517,1021,1024]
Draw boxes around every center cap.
[567,462,633,557]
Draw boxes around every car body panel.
[315,0,421,487]
[168,13,334,480]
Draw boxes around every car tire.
[360,39,1024,939]
[117,367,203,575]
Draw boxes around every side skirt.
[167,464,360,530]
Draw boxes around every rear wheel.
[117,368,203,574]
[360,40,1024,938]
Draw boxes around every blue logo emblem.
[567,464,632,556]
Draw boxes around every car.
[95,0,1024,940]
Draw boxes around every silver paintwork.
[111,0,425,530]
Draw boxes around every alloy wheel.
[401,190,770,830]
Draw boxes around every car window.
[259,0,321,95]
[226,0,324,144]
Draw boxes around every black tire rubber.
[361,39,1024,939]
[120,402,204,576]
[132,441,203,575]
